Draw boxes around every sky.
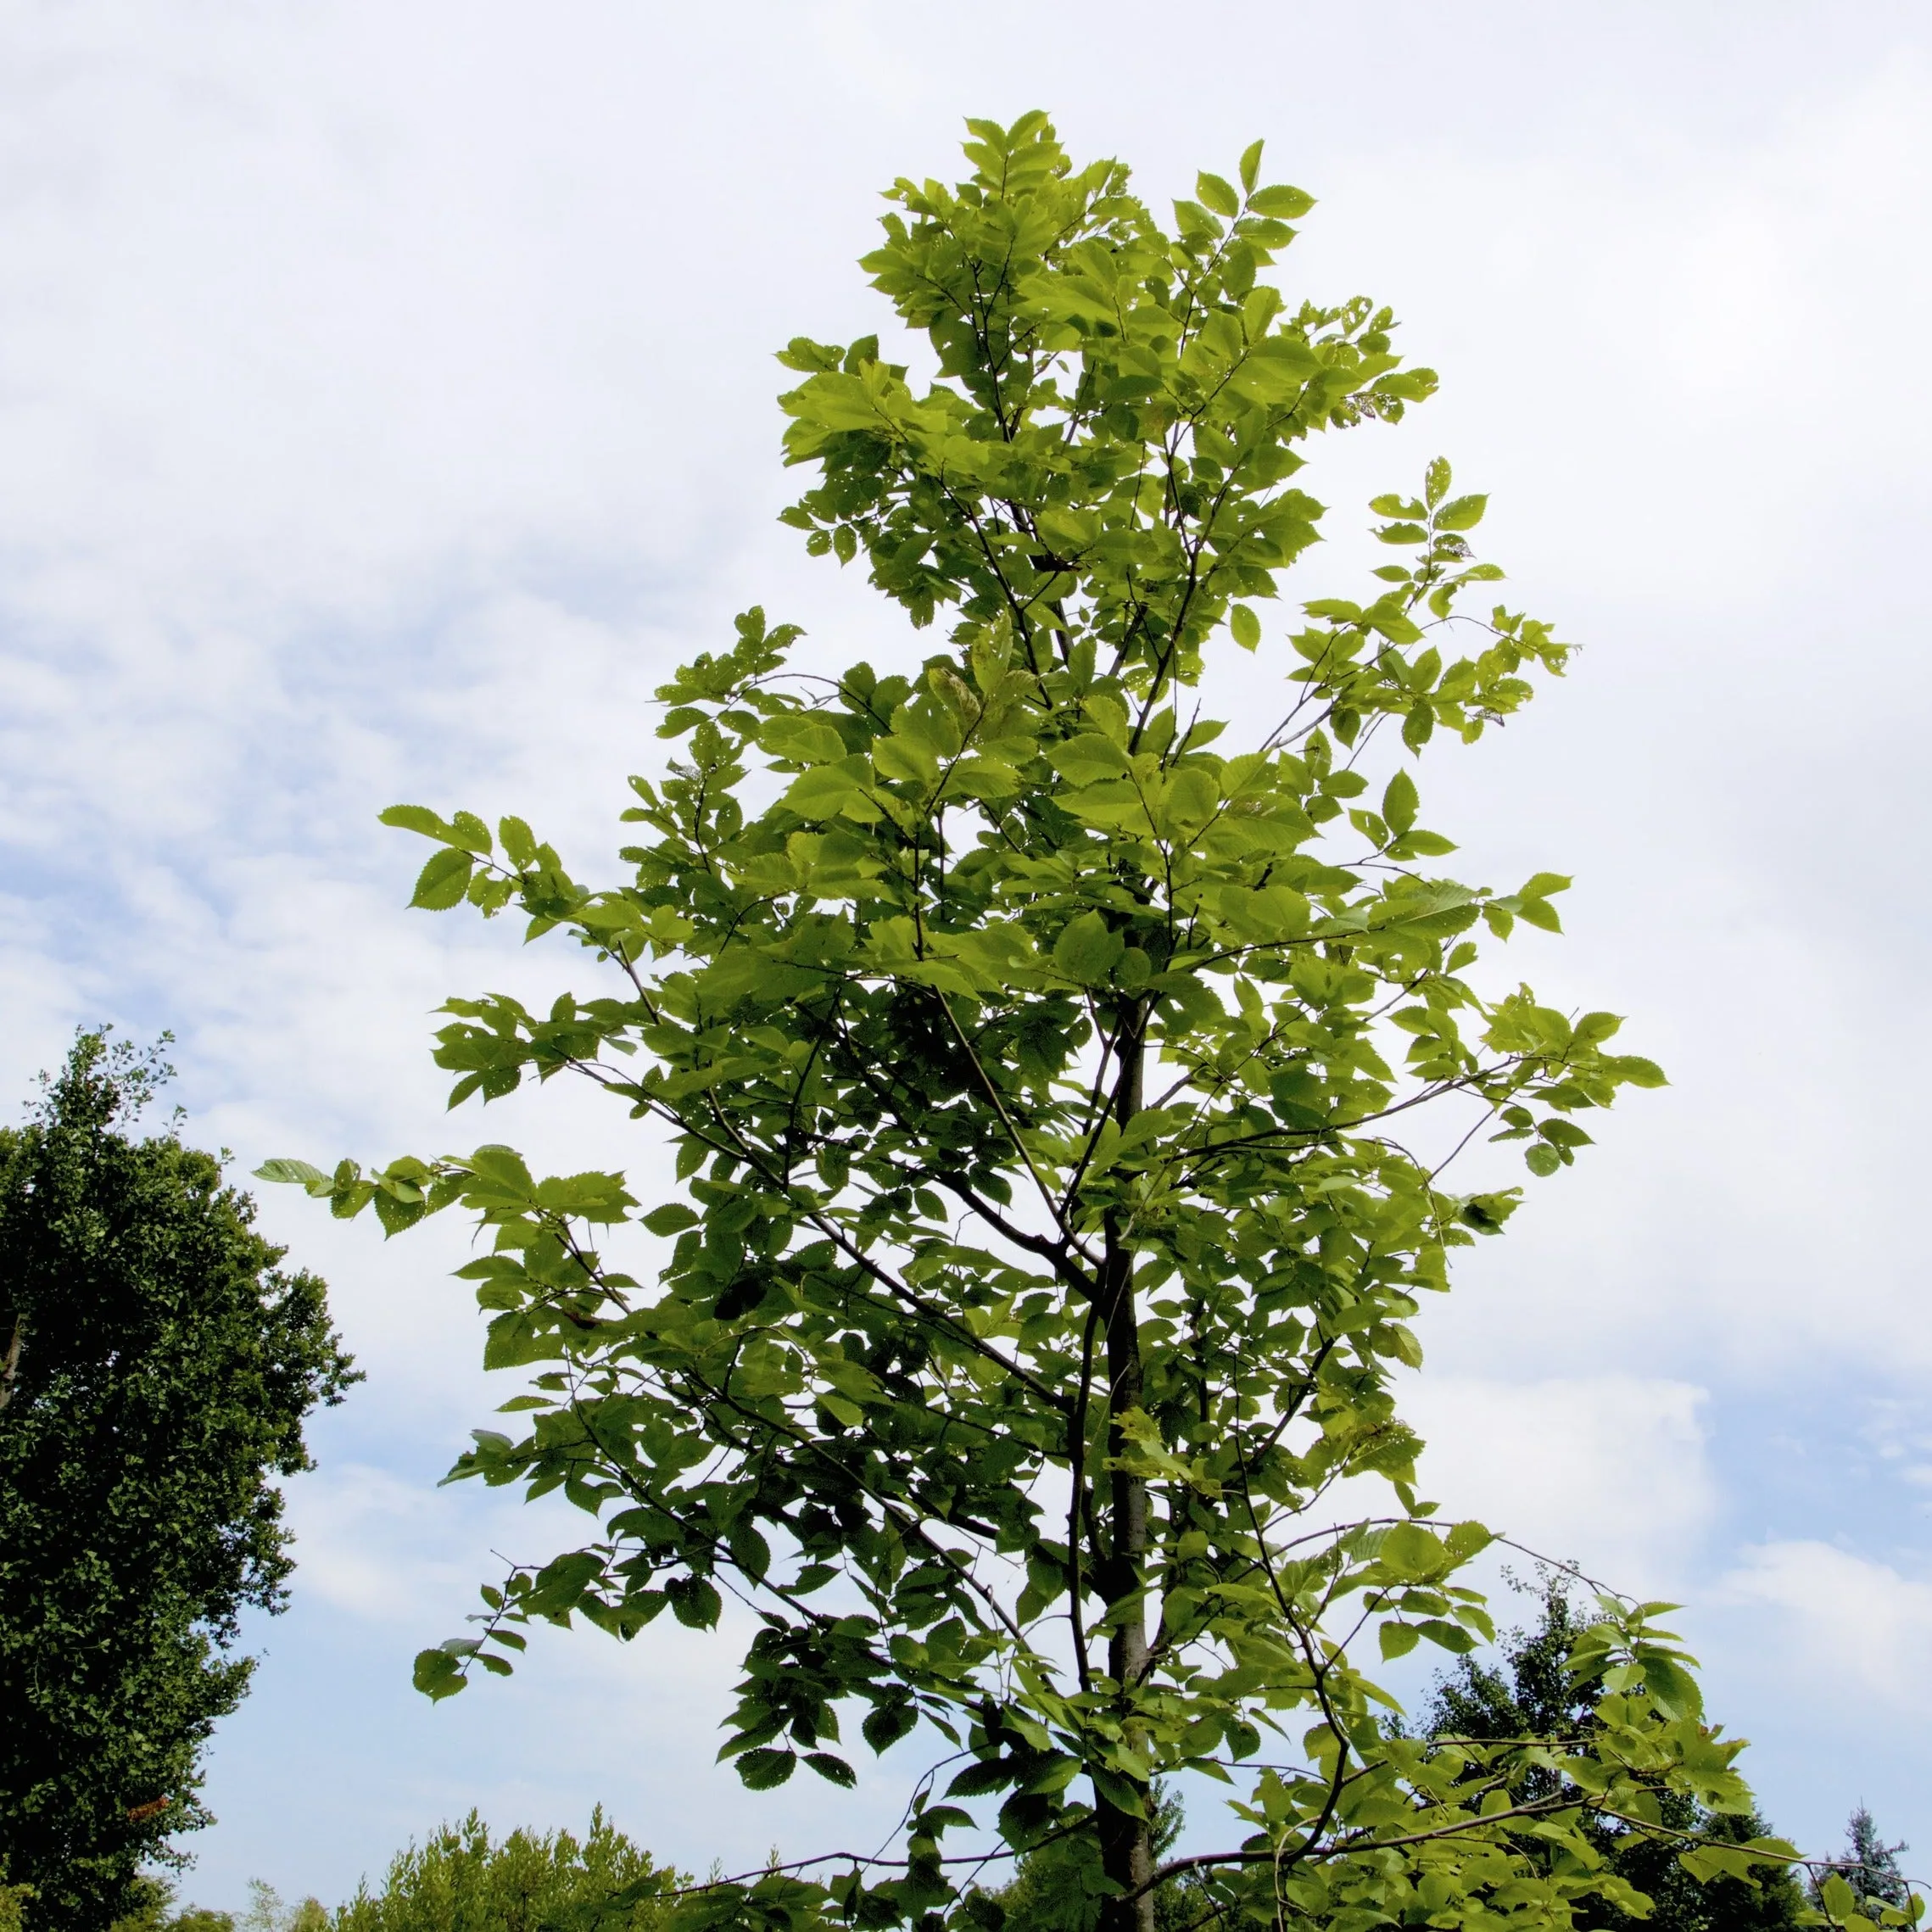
[3,0,1930,1907]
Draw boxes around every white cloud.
[282,1463,471,1624]
[1721,1542,1932,1711]
[1404,1377,1717,1596]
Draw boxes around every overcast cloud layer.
[3,0,1929,1907]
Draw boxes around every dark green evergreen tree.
[1812,1807,1912,1924]
[0,1034,358,1931]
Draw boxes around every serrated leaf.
[667,1577,722,1628]
[1612,1055,1668,1088]
[737,1748,797,1791]
[1434,494,1488,532]
[449,811,492,855]
[380,804,452,840]
[1249,184,1314,219]
[642,1202,701,1235]
[782,764,864,821]
[500,816,538,867]
[1365,605,1424,645]
[254,1158,327,1187]
[1196,170,1240,217]
[1640,1653,1703,1720]
[863,1702,919,1754]
[805,1751,857,1788]
[1046,734,1131,783]
[410,847,475,911]
[1379,1622,1421,1661]
[874,734,940,787]
[1381,1522,1443,1580]
[1382,769,1418,835]
[412,1647,467,1700]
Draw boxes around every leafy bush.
[334,1811,683,1932]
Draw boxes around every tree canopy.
[1,1034,358,1930]
[268,112,1894,1932]
[333,1808,684,1932]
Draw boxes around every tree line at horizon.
[4,106,1926,1932]
[63,1798,1932,1932]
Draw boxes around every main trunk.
[1095,1012,1155,1932]
[0,1311,23,1414]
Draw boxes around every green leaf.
[863,1702,919,1754]
[410,847,475,911]
[381,804,452,840]
[254,1158,327,1187]
[1382,769,1418,836]
[1052,911,1125,985]
[1230,604,1261,651]
[1820,1874,1862,1924]
[1196,171,1240,218]
[1379,1622,1421,1661]
[449,812,493,855]
[782,764,865,821]
[642,1203,701,1236]
[1088,1769,1146,1819]
[667,1576,722,1628]
[1364,603,1424,645]
[805,1752,857,1788]
[874,733,941,787]
[1612,1055,1668,1088]
[1434,494,1488,532]
[499,816,539,868]
[1248,184,1315,219]
[1640,1653,1704,1719]
[1046,734,1131,783]
[737,1748,798,1791]
[761,713,848,766]
[412,1647,467,1701]
[1381,1522,1443,1580]
[1238,139,1264,193]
